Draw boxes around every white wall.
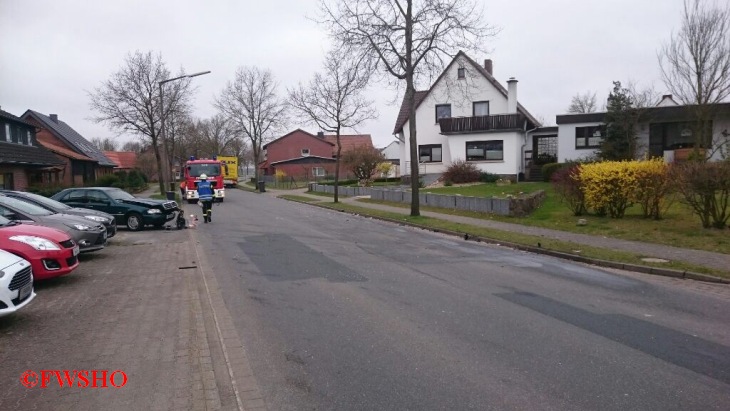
[380,140,400,160]
[399,56,524,176]
[557,122,603,162]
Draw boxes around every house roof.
[103,151,137,169]
[0,141,65,166]
[38,140,96,161]
[268,155,336,166]
[556,102,730,125]
[0,109,36,127]
[392,91,429,134]
[392,51,541,134]
[322,134,373,154]
[263,129,334,149]
[22,110,117,167]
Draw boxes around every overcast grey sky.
[1,0,686,148]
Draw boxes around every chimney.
[484,59,493,75]
[317,131,324,138]
[507,77,518,113]
[50,114,59,123]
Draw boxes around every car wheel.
[126,212,144,231]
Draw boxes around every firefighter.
[197,174,214,223]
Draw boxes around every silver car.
[0,195,107,253]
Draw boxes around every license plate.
[72,245,80,256]
[19,283,32,301]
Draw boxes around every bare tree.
[658,0,730,158]
[215,67,287,185]
[288,49,377,202]
[567,91,598,113]
[319,0,497,216]
[122,140,143,152]
[90,137,119,151]
[89,50,193,194]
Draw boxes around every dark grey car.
[0,190,117,238]
[0,195,107,253]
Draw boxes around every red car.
[0,214,79,281]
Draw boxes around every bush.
[551,165,585,216]
[672,161,730,228]
[442,160,480,184]
[96,174,120,187]
[541,163,565,182]
[633,159,673,220]
[579,161,637,218]
[534,152,558,166]
[479,172,500,183]
[127,170,146,190]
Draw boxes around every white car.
[0,249,35,317]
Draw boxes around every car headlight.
[84,215,108,223]
[9,235,61,251]
[66,223,92,231]
[147,209,161,214]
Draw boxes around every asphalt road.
[191,189,730,411]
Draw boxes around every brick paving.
[0,225,263,410]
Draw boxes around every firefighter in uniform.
[197,174,214,223]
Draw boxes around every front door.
[533,135,558,164]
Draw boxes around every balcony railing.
[439,114,525,134]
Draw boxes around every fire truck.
[181,156,226,203]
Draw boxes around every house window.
[2,124,8,142]
[473,101,490,116]
[466,140,503,161]
[435,104,451,123]
[312,167,325,177]
[457,67,465,79]
[26,131,32,146]
[419,144,442,163]
[0,173,14,190]
[21,129,29,145]
[301,148,310,156]
[10,125,19,143]
[575,126,604,149]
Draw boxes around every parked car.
[52,187,179,231]
[0,195,107,253]
[0,190,117,238]
[0,215,79,280]
[0,249,35,317]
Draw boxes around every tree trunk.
[334,128,341,203]
[406,0,419,217]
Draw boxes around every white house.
[393,51,549,181]
[556,97,730,163]
[379,140,401,177]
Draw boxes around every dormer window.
[301,148,310,156]
[457,67,465,79]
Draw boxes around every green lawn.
[362,182,730,255]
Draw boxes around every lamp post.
[159,70,211,194]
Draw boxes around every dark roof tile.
[0,141,64,166]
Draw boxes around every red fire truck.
[180,156,226,203]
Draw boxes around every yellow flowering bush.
[579,161,638,218]
[632,159,672,219]
[275,169,287,182]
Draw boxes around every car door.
[88,190,124,223]
[57,189,88,208]
[0,204,35,224]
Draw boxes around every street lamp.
[159,70,211,194]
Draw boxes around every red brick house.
[22,110,117,185]
[0,109,64,190]
[259,129,374,180]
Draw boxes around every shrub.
[672,161,730,228]
[479,172,500,183]
[442,160,480,184]
[444,180,453,187]
[551,165,585,216]
[96,174,120,187]
[632,159,673,220]
[115,171,129,186]
[541,163,564,182]
[579,161,637,218]
[127,170,146,190]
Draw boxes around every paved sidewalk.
[271,187,730,274]
[0,226,261,410]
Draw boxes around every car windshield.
[106,189,135,200]
[16,192,71,211]
[188,164,221,177]
[0,195,54,216]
